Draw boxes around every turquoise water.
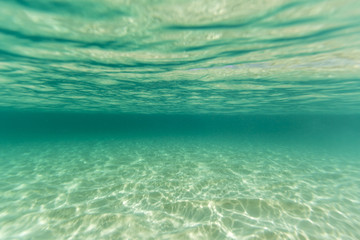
[1,0,360,239]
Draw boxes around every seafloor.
[1,125,359,239]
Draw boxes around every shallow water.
[1,139,359,239]
[1,135,359,240]
[1,0,360,239]
[1,114,360,239]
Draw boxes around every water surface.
[0,0,360,113]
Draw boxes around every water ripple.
[0,0,359,113]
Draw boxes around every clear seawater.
[1,1,360,239]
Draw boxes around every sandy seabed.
[0,136,359,239]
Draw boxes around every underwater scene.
[1,0,360,239]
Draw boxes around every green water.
[1,0,360,114]
[1,114,359,239]
[1,0,360,239]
